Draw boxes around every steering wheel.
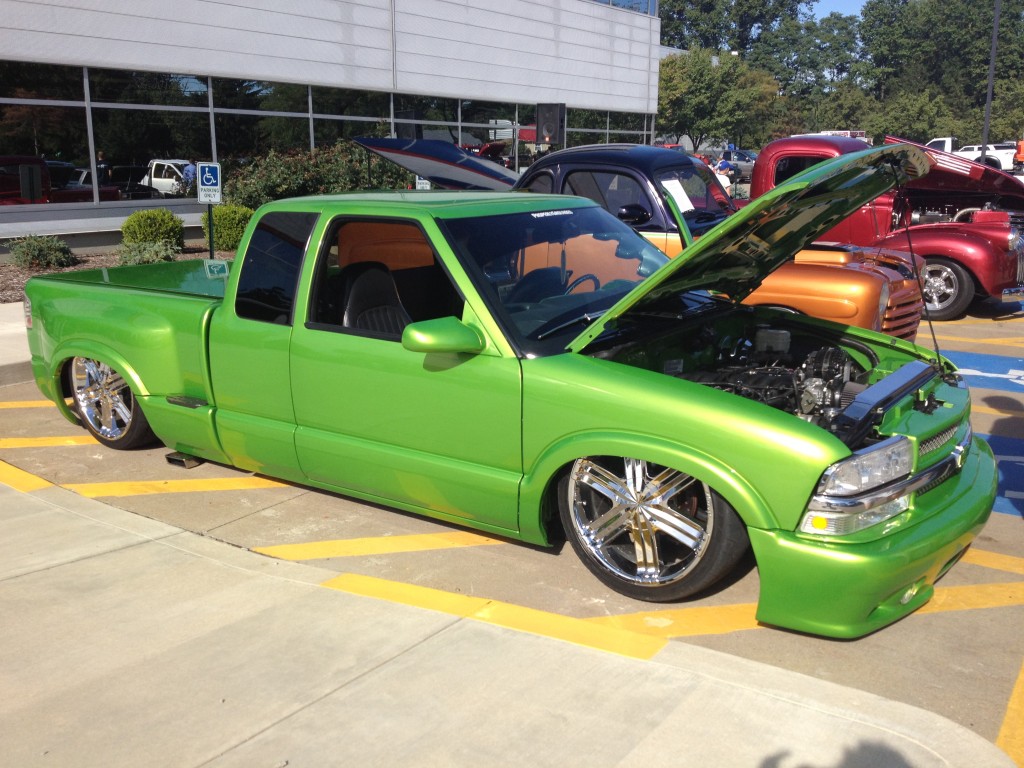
[565,273,600,294]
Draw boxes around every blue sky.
[813,0,866,18]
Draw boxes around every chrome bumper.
[1001,284,1024,302]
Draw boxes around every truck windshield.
[442,205,668,356]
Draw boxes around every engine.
[674,326,868,432]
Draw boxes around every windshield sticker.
[662,179,696,212]
[531,210,574,218]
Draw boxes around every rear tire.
[70,357,156,450]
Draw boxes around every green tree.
[658,49,778,151]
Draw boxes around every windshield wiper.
[535,309,608,340]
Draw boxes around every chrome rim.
[567,457,712,587]
[71,358,134,441]
[922,264,959,312]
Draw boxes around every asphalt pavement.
[0,299,1016,767]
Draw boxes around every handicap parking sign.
[197,162,221,204]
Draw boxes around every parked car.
[140,159,190,197]
[925,137,1018,172]
[718,149,757,181]
[0,156,119,204]
[24,143,996,638]
[749,135,1024,319]
[77,165,160,200]
[356,139,924,340]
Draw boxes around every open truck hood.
[568,143,932,353]
[885,135,1024,202]
[354,137,518,190]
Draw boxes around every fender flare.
[517,430,778,546]
[48,340,149,424]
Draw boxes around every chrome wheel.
[70,357,154,449]
[921,259,973,320]
[560,456,748,601]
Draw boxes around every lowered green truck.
[24,144,996,638]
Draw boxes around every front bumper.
[749,435,996,638]
[1001,284,1024,302]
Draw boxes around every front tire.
[921,259,974,320]
[70,357,155,450]
[559,456,749,602]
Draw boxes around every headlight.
[1009,226,1020,251]
[799,436,914,535]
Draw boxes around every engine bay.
[592,306,935,449]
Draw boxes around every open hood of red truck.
[884,135,1024,203]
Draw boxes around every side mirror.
[617,203,652,226]
[402,316,485,355]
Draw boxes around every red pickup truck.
[748,136,1024,319]
[0,156,120,204]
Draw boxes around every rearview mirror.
[402,316,485,355]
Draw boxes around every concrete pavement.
[0,299,1016,767]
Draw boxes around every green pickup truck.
[24,144,996,638]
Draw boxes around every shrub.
[121,208,185,248]
[117,241,180,266]
[224,140,414,209]
[201,204,254,251]
[8,235,77,269]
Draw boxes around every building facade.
[1,0,661,231]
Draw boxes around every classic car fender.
[876,226,1013,297]
[517,430,780,547]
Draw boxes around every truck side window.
[308,218,464,340]
[235,211,319,325]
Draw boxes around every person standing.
[95,151,111,184]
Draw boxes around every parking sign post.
[197,162,222,259]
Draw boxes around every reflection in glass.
[0,105,88,161]
[0,61,83,100]
[212,78,308,112]
[216,113,309,159]
[92,107,210,170]
[312,86,389,118]
[89,68,207,106]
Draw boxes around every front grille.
[920,425,957,456]
[881,280,925,340]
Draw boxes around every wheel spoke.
[631,513,661,579]
[576,460,633,506]
[643,502,706,550]
[645,466,698,505]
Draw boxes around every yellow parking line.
[0,400,54,409]
[255,530,504,560]
[586,603,761,637]
[64,476,289,497]
[997,660,1024,766]
[0,459,53,492]
[972,404,1024,417]
[0,436,97,448]
[917,582,1024,614]
[933,335,1024,347]
[321,573,667,660]
[963,549,1024,576]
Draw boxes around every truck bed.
[36,258,231,299]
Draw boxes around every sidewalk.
[0,301,1016,767]
[0,301,30,386]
